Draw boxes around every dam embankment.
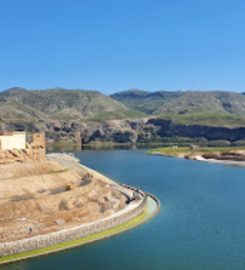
[0,188,160,266]
[0,187,146,258]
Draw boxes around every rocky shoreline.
[192,155,245,167]
[151,148,245,167]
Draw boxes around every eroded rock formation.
[2,118,245,146]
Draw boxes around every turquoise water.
[2,149,245,270]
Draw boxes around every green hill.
[111,90,245,127]
[2,87,245,129]
[111,89,183,114]
[0,88,144,123]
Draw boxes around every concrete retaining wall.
[0,187,147,257]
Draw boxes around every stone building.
[0,131,26,150]
[0,132,46,164]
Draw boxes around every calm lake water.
[2,149,245,270]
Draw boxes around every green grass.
[148,147,191,156]
[86,109,145,122]
[158,112,245,127]
[0,210,148,265]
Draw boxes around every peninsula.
[149,146,245,166]
[0,132,159,264]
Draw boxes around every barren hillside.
[0,155,127,242]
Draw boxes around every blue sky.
[0,0,245,94]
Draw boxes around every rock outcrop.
[146,119,245,142]
[2,118,245,146]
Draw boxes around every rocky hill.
[111,89,245,115]
[2,87,245,145]
[111,90,245,126]
[0,87,143,123]
[111,89,183,114]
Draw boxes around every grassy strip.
[148,146,245,157]
[0,210,148,265]
[147,147,191,156]
[158,112,245,127]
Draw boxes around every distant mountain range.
[1,87,245,127]
[111,89,245,127]
[111,89,183,114]
[1,87,245,144]
[0,87,143,123]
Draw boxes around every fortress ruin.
[0,132,46,164]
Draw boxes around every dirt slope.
[0,155,126,242]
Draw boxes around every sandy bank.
[151,150,245,167]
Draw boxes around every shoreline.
[0,195,160,266]
[0,158,160,265]
[193,155,245,167]
[151,151,245,167]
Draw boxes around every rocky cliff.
[3,118,244,146]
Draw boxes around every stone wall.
[26,133,46,161]
[0,188,147,257]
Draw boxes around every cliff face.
[72,119,245,144]
[3,118,245,145]
[146,119,245,142]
